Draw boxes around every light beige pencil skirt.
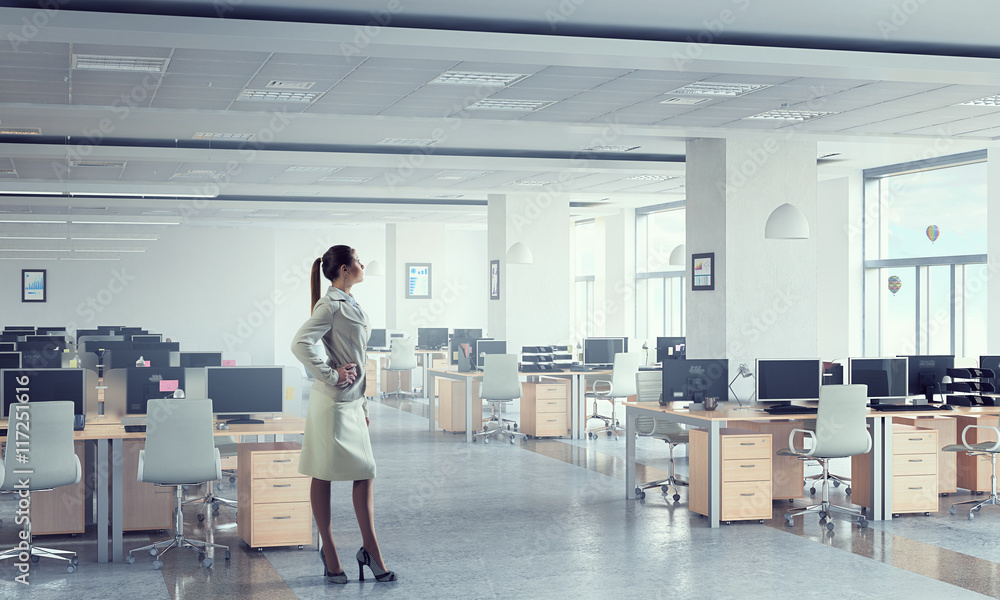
[298,382,376,481]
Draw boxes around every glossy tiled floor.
[2,393,999,599]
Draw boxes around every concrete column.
[685,137,819,363]
[988,150,1000,352]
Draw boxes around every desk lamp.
[729,363,756,409]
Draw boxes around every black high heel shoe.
[320,549,348,584]
[356,547,395,582]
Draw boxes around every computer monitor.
[2,368,85,418]
[0,352,21,369]
[205,366,284,424]
[822,362,844,385]
[474,340,506,369]
[417,327,449,350]
[981,356,1000,397]
[656,337,686,362]
[583,337,627,367]
[132,341,180,352]
[368,328,387,349]
[662,359,729,406]
[453,328,483,341]
[178,352,223,368]
[108,348,171,369]
[36,327,68,337]
[900,355,955,403]
[95,326,120,335]
[125,367,186,414]
[119,327,147,336]
[16,342,65,369]
[130,334,162,343]
[4,327,35,333]
[0,333,19,343]
[755,359,822,404]
[22,336,68,351]
[0,342,15,352]
[848,358,908,404]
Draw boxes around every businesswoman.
[292,245,395,584]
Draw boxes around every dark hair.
[310,245,354,313]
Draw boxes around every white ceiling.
[0,1,997,256]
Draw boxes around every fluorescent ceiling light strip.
[466,99,554,111]
[430,71,528,86]
[666,82,770,97]
[0,236,66,240]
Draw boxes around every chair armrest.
[591,379,612,395]
[73,455,83,486]
[788,428,816,455]
[214,448,223,482]
[137,449,144,483]
[962,425,1000,452]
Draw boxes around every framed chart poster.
[22,269,47,302]
[691,253,714,291]
[405,263,432,299]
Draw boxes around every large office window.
[635,203,686,340]
[573,220,596,339]
[863,152,988,357]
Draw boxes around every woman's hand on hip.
[335,363,358,387]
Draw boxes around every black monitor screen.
[130,334,162,343]
[583,338,626,366]
[2,368,85,418]
[0,343,15,352]
[662,359,728,405]
[417,328,449,350]
[4,327,35,333]
[126,367,186,414]
[756,359,821,402]
[178,352,223,368]
[119,328,147,336]
[474,340,506,368]
[849,358,908,399]
[16,342,65,369]
[85,340,132,354]
[901,355,954,400]
[21,337,68,351]
[368,329,387,349]
[0,352,21,369]
[0,334,19,343]
[108,348,171,369]
[132,341,179,352]
[206,366,284,415]
[656,337,686,362]
[981,356,1000,394]
[453,328,483,341]
[96,326,120,335]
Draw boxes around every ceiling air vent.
[72,55,169,73]
[0,127,40,135]
[70,160,126,168]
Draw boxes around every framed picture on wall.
[490,260,500,300]
[691,252,714,291]
[22,269,46,302]
[405,263,432,299]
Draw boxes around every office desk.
[2,415,305,562]
[426,367,610,442]
[623,403,1000,528]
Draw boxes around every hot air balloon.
[888,275,902,295]
[926,225,940,243]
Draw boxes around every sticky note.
[69,359,78,368]
[160,380,179,392]
[144,361,151,367]
[222,359,236,367]
[285,386,294,401]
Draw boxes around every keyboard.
[569,365,594,372]
[869,404,952,412]
[124,425,147,433]
[763,405,818,415]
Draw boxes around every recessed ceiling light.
[171,171,222,180]
[319,176,372,183]
[0,236,65,240]
[237,89,322,103]
[71,160,126,168]
[666,82,770,97]
[626,174,676,181]
[434,170,491,180]
[249,213,284,218]
[467,99,555,111]
[70,236,158,241]
[193,132,256,141]
[0,169,16,175]
[958,95,1000,107]
[513,180,553,186]
[83,249,147,253]
[430,71,529,86]
[0,128,40,135]
[265,80,316,90]
[581,145,641,152]
[659,97,710,105]
[283,166,342,173]
[743,110,838,121]
[72,54,169,72]
[433,194,464,198]
[377,138,438,146]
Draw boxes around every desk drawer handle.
[740,493,756,497]
[740,465,755,468]
[908,459,923,463]
[739,443,756,446]
[273,516,292,520]
[273,484,292,488]
[907,487,923,490]
[273,459,292,463]
[907,437,926,441]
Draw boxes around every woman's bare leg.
[311,478,343,573]
[353,479,388,570]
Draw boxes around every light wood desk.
[623,402,1000,528]
[2,415,305,562]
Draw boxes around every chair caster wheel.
[150,548,158,556]
[673,494,681,502]
[859,518,869,528]
[509,436,515,445]
[826,521,835,532]
[229,476,236,484]
[845,487,852,495]
[197,513,205,522]
[126,554,135,565]
[833,480,840,488]
[819,511,827,519]
[950,506,957,515]
[606,430,612,437]
[152,560,163,570]
[66,564,76,573]
[203,558,213,568]
[31,555,39,563]
[71,557,79,566]
[809,488,816,495]
[483,436,490,444]
[785,518,793,527]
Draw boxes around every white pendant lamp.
[668,244,686,266]
[365,259,384,276]
[506,241,533,264]
[764,203,810,239]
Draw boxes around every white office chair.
[0,401,81,573]
[474,354,527,445]
[778,384,872,531]
[944,425,1000,520]
[127,398,230,569]
[383,337,418,400]
[586,352,642,440]
[633,371,689,502]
